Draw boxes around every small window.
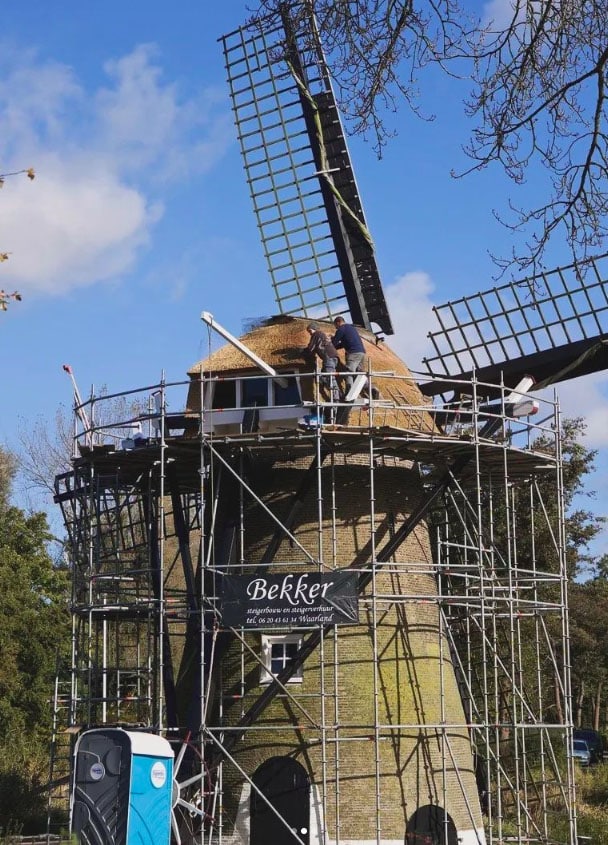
[211,380,237,409]
[241,378,268,408]
[273,375,301,406]
[261,635,303,684]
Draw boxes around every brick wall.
[214,450,483,840]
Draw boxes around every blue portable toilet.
[71,728,174,844]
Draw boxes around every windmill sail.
[422,252,608,395]
[221,6,393,335]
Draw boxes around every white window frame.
[260,634,303,685]
[238,375,269,408]
[203,378,238,411]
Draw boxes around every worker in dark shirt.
[332,316,365,391]
[332,316,379,399]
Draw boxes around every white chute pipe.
[201,312,288,388]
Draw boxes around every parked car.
[571,739,592,766]
[573,729,605,764]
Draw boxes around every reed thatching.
[188,315,436,432]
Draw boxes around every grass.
[572,762,608,844]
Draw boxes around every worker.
[303,323,340,403]
[332,316,379,399]
[332,316,365,391]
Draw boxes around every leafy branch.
[1,167,35,311]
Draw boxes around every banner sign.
[219,571,359,628]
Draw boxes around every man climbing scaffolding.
[302,323,340,404]
[332,316,379,399]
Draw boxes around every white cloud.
[95,44,230,181]
[0,47,83,155]
[384,271,436,374]
[0,157,162,293]
[482,0,520,29]
[97,46,180,161]
[0,43,230,296]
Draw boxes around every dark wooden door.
[406,805,458,845]
[250,757,310,845]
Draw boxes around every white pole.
[62,363,92,445]
[201,312,288,387]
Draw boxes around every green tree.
[0,445,70,833]
[496,417,605,579]
[529,419,608,740]
[512,418,606,725]
[545,417,602,579]
[441,416,606,733]
[568,579,608,731]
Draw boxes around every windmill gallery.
[48,4,608,845]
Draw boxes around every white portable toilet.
[71,728,174,844]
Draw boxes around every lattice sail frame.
[221,7,393,334]
[422,252,608,394]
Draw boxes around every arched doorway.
[406,805,458,845]
[250,756,310,844]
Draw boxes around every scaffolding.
[52,367,577,845]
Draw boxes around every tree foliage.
[534,416,603,578]
[0,445,70,832]
[568,578,608,729]
[17,390,147,511]
[255,0,608,272]
[436,415,607,745]
[510,418,608,732]
[484,416,604,579]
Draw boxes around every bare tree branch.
[251,0,608,272]
[254,0,479,153]
[463,0,608,272]
[17,407,74,502]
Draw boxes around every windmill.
[52,4,594,845]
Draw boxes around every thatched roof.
[191,316,320,375]
[187,316,432,426]
[190,315,407,377]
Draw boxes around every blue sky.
[1,0,606,555]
